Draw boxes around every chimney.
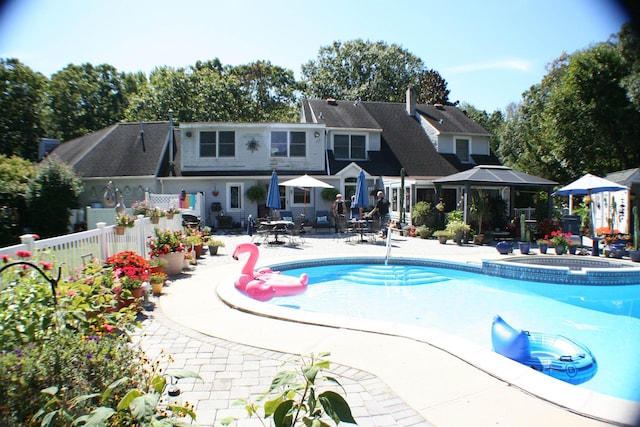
[406,87,416,117]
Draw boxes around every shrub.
[411,201,434,226]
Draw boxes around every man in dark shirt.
[369,191,390,237]
[332,193,347,233]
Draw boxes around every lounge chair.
[313,210,332,233]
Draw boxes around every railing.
[0,216,182,276]
[514,207,536,220]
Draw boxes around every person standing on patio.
[332,194,347,233]
[369,191,391,237]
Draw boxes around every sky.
[0,0,633,113]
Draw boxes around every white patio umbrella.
[279,174,333,215]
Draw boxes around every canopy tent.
[279,174,333,215]
[433,165,557,223]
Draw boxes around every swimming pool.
[255,259,640,404]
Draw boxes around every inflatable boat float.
[491,315,597,385]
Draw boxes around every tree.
[301,39,452,104]
[0,155,35,245]
[459,103,504,154]
[0,59,47,160]
[125,59,300,123]
[27,156,83,238]
[497,31,640,183]
[46,63,136,141]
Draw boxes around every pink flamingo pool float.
[232,243,308,301]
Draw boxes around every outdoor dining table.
[260,220,293,244]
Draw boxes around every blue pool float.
[491,315,597,385]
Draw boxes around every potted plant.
[445,220,471,245]
[470,193,490,245]
[149,207,165,224]
[105,250,149,308]
[148,228,186,275]
[114,213,135,235]
[245,185,267,203]
[433,229,452,244]
[148,272,167,296]
[550,230,572,255]
[568,240,580,255]
[165,206,181,220]
[148,257,167,274]
[537,238,550,254]
[184,226,205,258]
[204,237,225,255]
[131,200,151,217]
[518,214,532,254]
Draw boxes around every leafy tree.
[498,32,640,183]
[459,103,504,154]
[0,155,35,245]
[618,22,640,110]
[26,156,83,238]
[45,63,137,141]
[301,39,452,104]
[0,59,47,160]
[125,59,300,123]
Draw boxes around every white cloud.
[446,59,533,74]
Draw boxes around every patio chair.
[313,210,332,233]
[279,211,294,222]
[287,216,306,245]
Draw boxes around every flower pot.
[453,232,464,245]
[159,252,184,275]
[629,250,640,263]
[437,235,448,245]
[555,245,566,255]
[568,245,578,255]
[473,234,485,245]
[151,281,164,295]
[166,213,175,220]
[193,244,203,258]
[115,225,125,235]
[151,217,160,224]
[208,245,220,255]
[538,244,548,254]
[496,241,512,255]
[519,241,530,255]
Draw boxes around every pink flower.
[103,324,115,333]
[0,254,9,263]
[39,261,53,270]
[67,290,77,296]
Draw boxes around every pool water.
[267,264,640,402]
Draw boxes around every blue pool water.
[266,263,640,402]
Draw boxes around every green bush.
[411,201,434,226]
[416,225,433,239]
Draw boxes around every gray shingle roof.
[51,122,180,178]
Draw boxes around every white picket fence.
[0,215,182,276]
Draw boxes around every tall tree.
[0,59,47,160]
[0,155,35,245]
[125,59,300,123]
[27,156,82,238]
[46,63,135,141]
[301,39,451,104]
[458,103,504,154]
[498,34,640,183]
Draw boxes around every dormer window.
[334,134,366,160]
[455,137,470,163]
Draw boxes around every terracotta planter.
[193,244,203,258]
[149,264,164,274]
[473,234,485,245]
[151,217,160,224]
[166,213,175,220]
[115,225,125,235]
[159,252,184,275]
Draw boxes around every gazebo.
[433,165,557,224]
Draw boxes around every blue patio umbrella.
[353,170,369,215]
[266,171,281,212]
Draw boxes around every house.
[53,89,500,230]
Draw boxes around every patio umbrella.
[279,174,333,215]
[352,170,369,217]
[266,171,281,214]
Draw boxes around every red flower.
[39,261,53,270]
[103,324,115,333]
[15,250,31,258]
[0,254,9,263]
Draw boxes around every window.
[227,183,243,211]
[199,131,235,157]
[293,187,309,204]
[270,131,306,157]
[334,134,366,160]
[455,138,470,163]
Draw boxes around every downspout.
[168,109,175,176]
[324,129,331,175]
